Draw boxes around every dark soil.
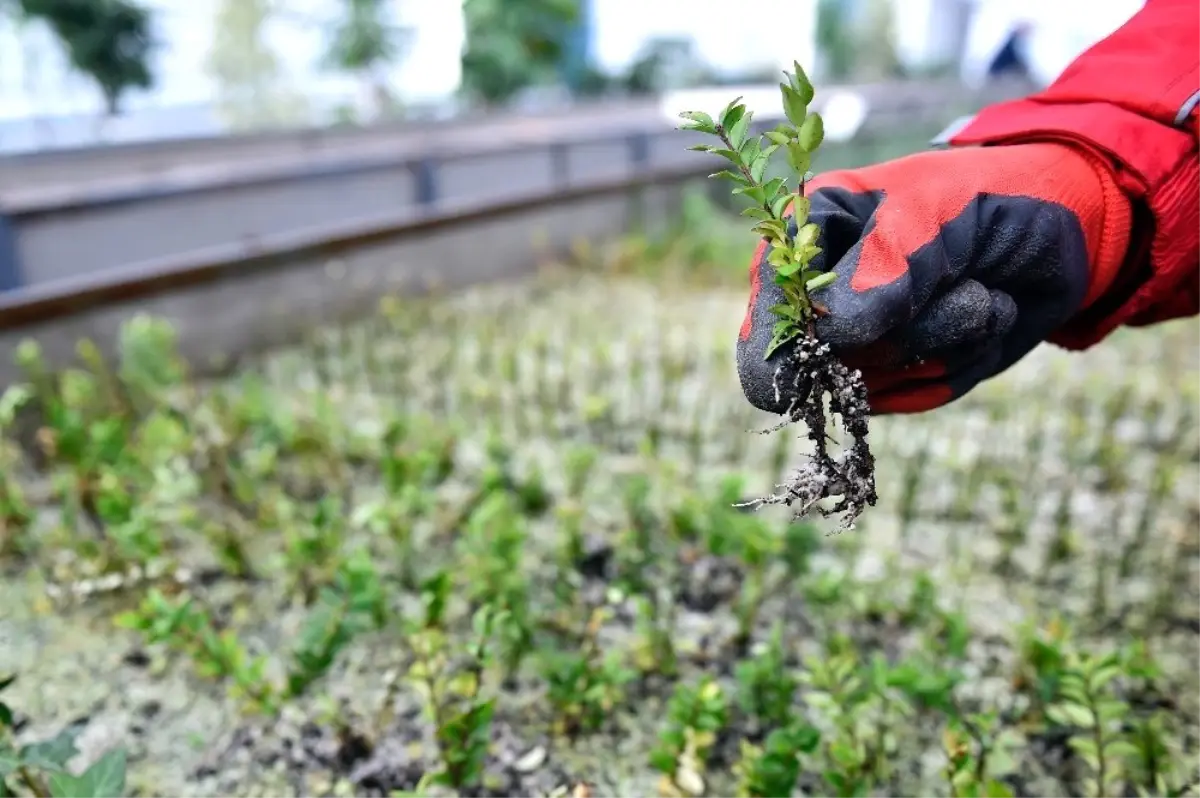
[743,333,877,530]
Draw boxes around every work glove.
[736,141,1133,415]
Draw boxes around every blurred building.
[891,0,1146,87]
[0,0,462,152]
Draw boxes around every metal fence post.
[0,213,22,292]
[412,157,438,208]
[627,132,650,232]
[550,142,570,189]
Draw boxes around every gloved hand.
[736,141,1133,415]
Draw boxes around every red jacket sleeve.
[946,0,1199,350]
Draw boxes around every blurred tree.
[205,0,306,131]
[816,0,855,80]
[858,0,902,80]
[324,0,410,121]
[459,0,579,106]
[623,37,713,94]
[6,0,155,114]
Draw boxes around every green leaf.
[710,148,743,166]
[729,112,752,150]
[742,207,772,221]
[76,748,126,798]
[685,143,715,152]
[786,143,811,175]
[790,61,815,104]
[0,749,19,778]
[742,137,763,171]
[677,110,716,132]
[775,261,803,278]
[766,249,792,269]
[20,728,81,772]
[750,153,770,184]
[0,676,15,694]
[770,193,794,219]
[0,704,11,729]
[762,177,787,201]
[719,97,745,130]
[984,780,1015,798]
[1068,736,1101,770]
[806,272,836,291]
[798,112,825,152]
[751,218,787,237]
[1046,702,1094,728]
[780,85,807,128]
[765,130,791,145]
[795,223,821,249]
[733,185,767,205]
[708,169,747,185]
[770,303,800,321]
[768,331,796,360]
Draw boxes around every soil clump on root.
[742,333,877,531]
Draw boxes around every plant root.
[737,333,877,532]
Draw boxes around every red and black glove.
[736,142,1133,415]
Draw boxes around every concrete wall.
[2,80,1004,294]
[0,176,700,387]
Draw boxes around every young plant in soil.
[678,63,876,530]
[1,675,128,798]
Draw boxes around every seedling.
[115,588,280,715]
[650,677,729,797]
[540,605,635,736]
[408,606,506,792]
[734,722,821,798]
[1,674,127,798]
[734,625,798,733]
[678,63,876,529]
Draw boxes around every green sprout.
[677,62,878,531]
[678,63,832,357]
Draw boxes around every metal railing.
[0,79,1026,386]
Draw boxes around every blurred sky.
[0,0,465,118]
[0,0,1148,151]
[590,0,817,78]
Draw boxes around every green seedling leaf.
[806,272,837,291]
[750,152,770,183]
[751,220,788,240]
[766,248,792,269]
[798,113,825,152]
[1047,702,1095,728]
[718,97,745,130]
[708,169,746,185]
[786,143,811,176]
[780,85,808,128]
[790,62,815,104]
[710,148,743,166]
[677,111,716,133]
[728,112,752,150]
[0,750,19,778]
[20,728,81,772]
[49,748,126,798]
[796,222,825,247]
[734,185,768,205]
[770,193,794,218]
[0,675,15,693]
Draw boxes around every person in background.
[736,0,1198,416]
